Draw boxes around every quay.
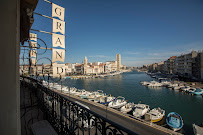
[52,89,181,135]
[67,70,132,79]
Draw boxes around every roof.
[169,56,176,59]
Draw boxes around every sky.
[28,0,203,67]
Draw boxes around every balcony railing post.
[59,97,64,134]
[102,120,106,135]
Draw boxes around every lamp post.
[105,97,107,118]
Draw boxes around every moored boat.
[79,91,92,99]
[191,88,203,95]
[133,104,150,118]
[108,96,127,109]
[87,90,104,101]
[193,123,203,135]
[100,95,115,104]
[120,102,134,113]
[146,107,165,123]
[166,112,183,131]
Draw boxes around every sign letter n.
[56,51,62,59]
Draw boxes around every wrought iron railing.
[20,76,136,135]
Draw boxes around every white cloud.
[125,51,140,55]
[88,55,106,58]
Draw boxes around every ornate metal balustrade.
[20,76,135,135]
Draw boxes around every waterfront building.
[157,61,164,73]
[104,61,117,73]
[192,51,203,81]
[92,62,103,66]
[116,54,121,71]
[83,56,105,75]
[148,63,158,72]
[75,64,83,74]
[163,56,176,74]
[71,63,80,74]
[19,65,29,75]
[174,51,198,78]
[65,63,72,75]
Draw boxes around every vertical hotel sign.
[29,33,37,65]
[29,33,37,75]
[52,3,66,77]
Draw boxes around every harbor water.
[58,70,203,134]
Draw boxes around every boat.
[140,81,150,86]
[133,104,150,118]
[87,90,104,101]
[72,89,86,96]
[94,96,104,103]
[193,123,203,135]
[79,91,92,99]
[120,102,134,113]
[161,81,171,87]
[63,87,77,94]
[167,83,178,88]
[146,107,165,123]
[166,112,183,131]
[187,88,196,93]
[191,88,203,95]
[147,81,162,87]
[180,86,191,92]
[100,95,115,104]
[108,96,127,109]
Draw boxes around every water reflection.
[146,86,163,90]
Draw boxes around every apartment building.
[163,56,176,74]
[174,51,198,78]
[104,61,117,73]
[193,51,203,81]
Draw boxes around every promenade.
[54,89,181,135]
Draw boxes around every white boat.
[100,95,115,104]
[94,96,104,103]
[55,86,68,91]
[120,102,134,113]
[161,81,171,87]
[87,90,104,101]
[79,91,92,99]
[146,107,165,123]
[72,89,86,96]
[193,124,203,135]
[108,96,127,109]
[187,88,196,93]
[172,86,181,90]
[133,104,150,118]
[168,83,179,88]
[52,84,62,89]
[140,81,150,86]
[63,87,77,94]
[180,86,191,92]
[147,81,162,87]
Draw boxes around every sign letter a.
[52,34,65,48]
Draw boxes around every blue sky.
[29,0,203,67]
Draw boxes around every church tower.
[84,56,88,74]
[116,54,121,71]
[84,56,88,66]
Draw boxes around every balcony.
[20,76,135,135]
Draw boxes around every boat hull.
[151,116,164,123]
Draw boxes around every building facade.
[174,51,198,78]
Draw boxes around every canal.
[59,70,203,134]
